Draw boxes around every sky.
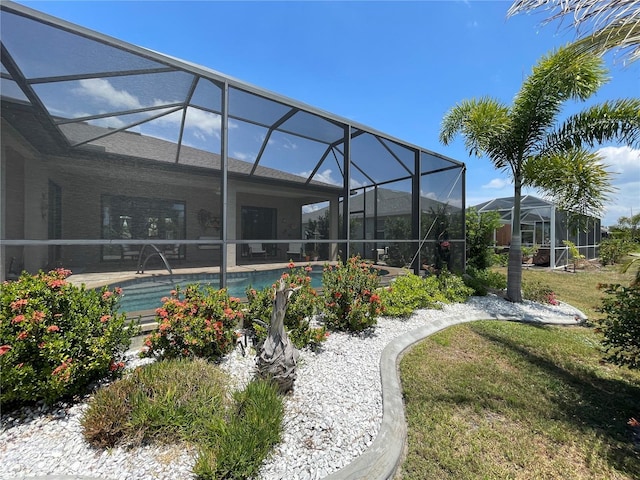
[14,0,640,227]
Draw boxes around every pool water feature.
[115,267,325,315]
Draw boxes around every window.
[101,195,185,260]
[241,206,277,240]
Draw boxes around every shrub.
[466,207,502,270]
[599,238,633,265]
[596,282,640,369]
[464,267,507,296]
[83,359,284,480]
[82,357,230,448]
[245,263,326,349]
[195,378,284,480]
[380,272,447,318]
[491,252,509,267]
[321,256,383,332]
[0,268,135,407]
[563,240,585,271]
[462,274,488,296]
[522,279,559,305]
[437,269,475,303]
[140,284,242,361]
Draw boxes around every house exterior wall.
[1,121,49,277]
[1,122,318,277]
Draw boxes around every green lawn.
[515,262,634,321]
[398,264,640,480]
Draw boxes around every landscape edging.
[323,315,477,480]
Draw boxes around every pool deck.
[67,261,401,290]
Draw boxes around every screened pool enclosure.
[1,2,465,288]
[473,196,601,268]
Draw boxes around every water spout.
[136,244,173,280]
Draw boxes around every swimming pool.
[114,267,325,314]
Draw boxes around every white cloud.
[597,146,640,226]
[232,151,253,161]
[75,78,142,110]
[298,168,341,186]
[184,108,222,138]
[282,137,298,150]
[349,177,366,189]
[88,116,127,129]
[421,190,438,200]
[598,146,640,184]
[482,178,510,189]
[192,130,207,143]
[258,134,275,145]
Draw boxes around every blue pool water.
[114,267,325,314]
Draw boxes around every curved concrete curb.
[325,306,587,480]
[323,315,474,480]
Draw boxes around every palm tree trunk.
[507,179,523,302]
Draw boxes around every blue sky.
[16,0,640,226]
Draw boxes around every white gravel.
[0,296,585,480]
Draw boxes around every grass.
[82,358,283,479]
[501,261,635,321]
[398,262,640,480]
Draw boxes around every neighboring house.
[473,195,602,268]
[0,3,465,285]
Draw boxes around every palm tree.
[440,46,640,302]
[508,0,640,64]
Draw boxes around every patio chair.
[163,244,183,262]
[249,243,267,258]
[121,244,140,261]
[286,243,303,260]
[374,247,389,264]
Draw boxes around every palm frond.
[620,257,640,286]
[572,21,640,64]
[511,46,608,156]
[439,97,512,167]
[508,1,638,27]
[508,0,640,63]
[542,98,640,154]
[523,148,616,218]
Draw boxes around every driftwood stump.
[256,279,300,394]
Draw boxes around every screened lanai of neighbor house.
[0,2,466,291]
[473,195,601,268]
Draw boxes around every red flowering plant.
[522,279,559,306]
[245,262,326,349]
[0,269,134,408]
[321,256,383,332]
[140,284,242,361]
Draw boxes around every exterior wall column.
[329,197,339,261]
[226,182,237,268]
